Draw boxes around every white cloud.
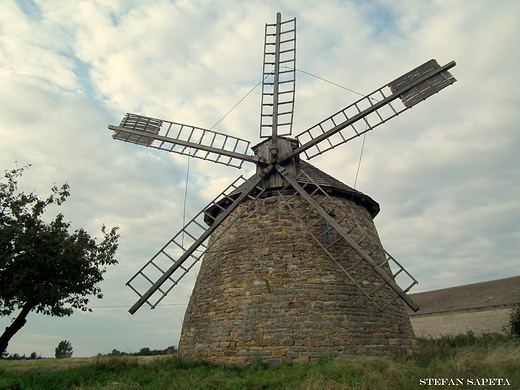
[1,0,519,357]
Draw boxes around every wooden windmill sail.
[109,13,456,362]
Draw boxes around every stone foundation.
[178,194,416,364]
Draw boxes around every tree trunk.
[0,302,34,356]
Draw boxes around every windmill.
[110,13,456,363]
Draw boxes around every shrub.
[55,340,73,359]
[93,355,139,373]
[510,306,520,338]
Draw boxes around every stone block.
[280,337,294,346]
[179,194,416,363]
[303,339,322,347]
[322,339,334,347]
[293,356,310,365]
[270,348,287,357]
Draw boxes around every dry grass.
[72,381,141,390]
[301,373,353,390]
[0,357,93,372]
[480,344,520,366]
[1,334,519,390]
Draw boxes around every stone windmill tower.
[110,14,456,364]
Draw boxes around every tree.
[55,340,73,359]
[0,165,119,356]
[510,306,520,338]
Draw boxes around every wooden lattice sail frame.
[108,13,457,361]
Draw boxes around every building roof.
[234,160,379,217]
[296,161,380,217]
[204,160,380,225]
[406,275,520,316]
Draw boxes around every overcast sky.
[1,0,519,358]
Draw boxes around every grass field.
[0,333,518,389]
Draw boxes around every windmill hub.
[252,137,299,188]
[112,12,456,365]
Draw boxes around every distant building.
[406,276,520,338]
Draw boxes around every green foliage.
[108,349,125,356]
[0,165,120,317]
[92,355,138,373]
[418,330,511,348]
[414,330,512,366]
[0,164,120,355]
[55,340,73,359]
[509,306,520,338]
[107,345,177,357]
[135,345,177,356]
[1,351,41,360]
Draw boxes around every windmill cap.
[290,160,379,218]
[204,160,380,225]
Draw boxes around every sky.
[1,0,519,358]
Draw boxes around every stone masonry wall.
[410,307,512,338]
[178,193,416,364]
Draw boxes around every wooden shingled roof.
[204,160,380,225]
[295,161,379,215]
[406,275,520,316]
[236,160,379,217]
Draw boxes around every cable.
[353,132,367,190]
[210,64,374,133]
[209,65,371,133]
[289,65,370,192]
[180,155,190,247]
[210,76,268,131]
[292,66,370,190]
[288,67,367,98]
